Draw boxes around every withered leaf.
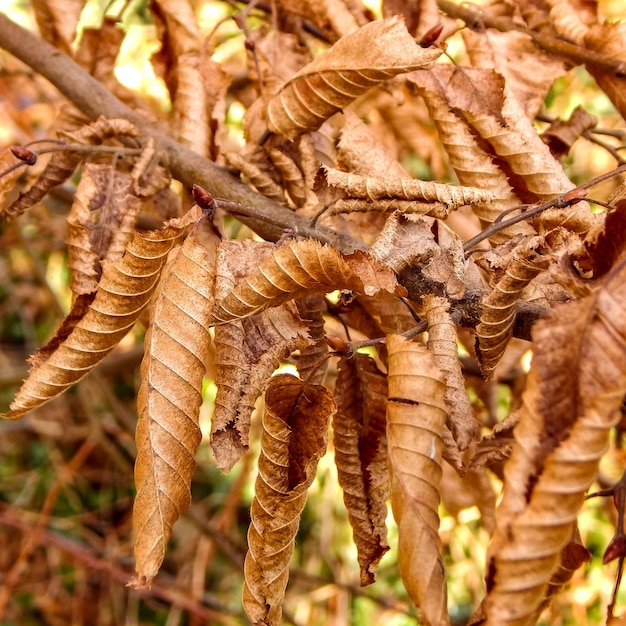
[67,163,144,296]
[484,256,626,624]
[324,166,495,207]
[424,294,479,450]
[386,334,450,626]
[2,212,195,420]
[131,225,216,586]
[265,17,442,139]
[211,306,311,472]
[243,374,335,626]
[476,238,550,379]
[211,239,404,324]
[334,352,389,586]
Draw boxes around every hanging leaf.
[265,17,442,140]
[131,224,217,587]
[293,294,329,384]
[386,334,450,626]
[334,352,389,586]
[243,374,334,626]
[423,294,479,450]
[210,240,311,472]
[476,238,550,378]
[211,239,404,324]
[484,256,626,625]
[211,306,311,472]
[1,212,196,420]
[5,117,138,220]
[66,163,144,296]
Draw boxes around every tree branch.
[437,0,626,76]
[0,13,361,252]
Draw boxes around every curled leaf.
[324,166,495,207]
[484,257,626,625]
[476,239,550,378]
[386,334,450,626]
[424,294,479,450]
[334,352,389,586]
[2,212,196,420]
[265,17,442,139]
[211,239,404,324]
[243,374,334,625]
[132,226,216,586]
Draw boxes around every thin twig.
[463,163,626,253]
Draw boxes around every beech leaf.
[211,239,404,324]
[1,214,195,420]
[386,334,450,626]
[334,352,389,586]
[265,17,442,140]
[243,374,335,625]
[484,256,626,625]
[131,226,216,586]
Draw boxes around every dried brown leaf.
[585,23,626,123]
[1,214,194,420]
[211,239,404,324]
[67,163,144,296]
[265,17,442,140]
[334,353,389,586]
[32,0,83,53]
[327,198,449,219]
[293,295,329,384]
[424,294,479,450]
[131,225,216,586]
[5,117,138,220]
[462,29,566,120]
[172,52,209,155]
[407,69,527,241]
[243,374,334,625]
[484,257,626,624]
[541,106,598,158]
[212,306,311,472]
[386,334,450,626]
[226,150,287,204]
[476,239,551,378]
[211,240,311,472]
[324,166,494,207]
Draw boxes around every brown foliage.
[3,2,626,624]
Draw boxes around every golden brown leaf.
[5,117,138,220]
[131,225,216,586]
[243,374,335,625]
[293,294,329,384]
[484,256,626,625]
[211,238,311,471]
[32,0,83,53]
[324,166,494,207]
[172,52,209,155]
[1,214,194,420]
[424,294,479,450]
[211,306,311,472]
[476,239,550,379]
[265,17,442,140]
[327,198,449,219]
[226,148,286,204]
[67,163,144,296]
[211,239,404,324]
[585,23,626,123]
[334,352,389,586]
[386,334,450,626]
[407,68,527,241]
